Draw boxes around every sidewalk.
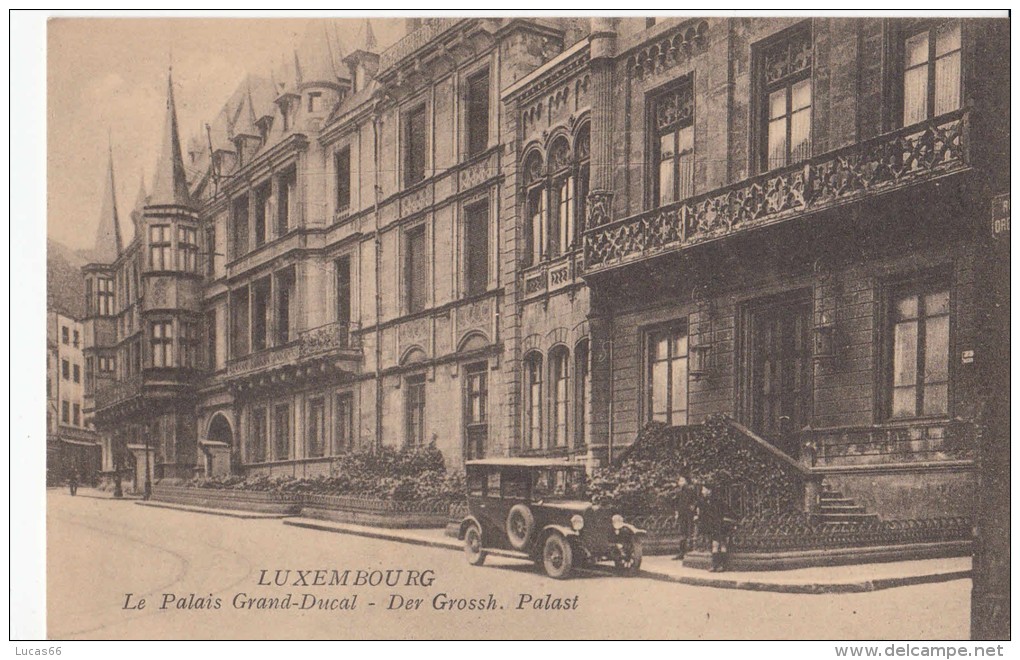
[61,487,142,501]
[282,515,972,593]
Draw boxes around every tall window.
[205,309,217,370]
[647,325,689,425]
[759,25,813,171]
[550,348,570,448]
[73,329,80,347]
[61,326,69,344]
[250,407,268,463]
[251,279,271,351]
[335,392,354,453]
[276,269,294,345]
[61,359,70,380]
[464,363,488,459]
[149,225,172,270]
[178,226,198,272]
[653,78,695,205]
[254,182,271,247]
[151,321,174,368]
[232,195,250,258]
[336,256,351,324]
[548,138,573,257]
[404,104,427,187]
[466,69,490,158]
[901,19,962,127]
[179,321,198,368]
[307,398,325,458]
[575,124,590,239]
[231,288,250,357]
[335,148,351,215]
[405,375,427,447]
[278,168,296,235]
[574,340,590,447]
[464,199,489,297]
[890,284,950,418]
[73,364,80,383]
[73,403,81,426]
[205,226,216,277]
[97,277,114,316]
[523,152,546,266]
[62,400,70,424]
[273,403,290,461]
[405,225,428,313]
[524,353,543,450]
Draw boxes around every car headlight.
[570,515,584,531]
[612,514,625,530]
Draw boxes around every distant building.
[47,310,99,484]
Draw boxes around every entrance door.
[743,293,813,458]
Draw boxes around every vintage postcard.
[30,12,1010,642]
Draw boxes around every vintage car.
[457,458,645,579]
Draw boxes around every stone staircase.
[817,482,879,524]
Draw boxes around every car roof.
[465,458,584,468]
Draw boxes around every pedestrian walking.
[671,476,697,560]
[68,470,79,496]
[694,482,735,572]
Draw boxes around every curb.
[135,500,292,520]
[283,519,461,551]
[283,517,972,593]
[636,567,973,594]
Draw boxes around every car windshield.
[532,467,586,500]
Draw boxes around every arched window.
[548,138,573,258]
[549,346,570,448]
[575,123,590,241]
[574,339,590,447]
[523,352,544,450]
[523,151,546,266]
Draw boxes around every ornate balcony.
[225,321,362,386]
[93,372,143,410]
[584,109,970,273]
[378,18,463,72]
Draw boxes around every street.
[47,491,971,640]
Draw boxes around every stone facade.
[82,18,1008,520]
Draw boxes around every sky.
[47,17,404,253]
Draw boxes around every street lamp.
[143,424,152,500]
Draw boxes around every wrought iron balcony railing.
[225,321,362,380]
[378,18,463,73]
[584,109,970,272]
[93,372,143,410]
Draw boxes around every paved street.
[47,491,971,640]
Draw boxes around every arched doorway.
[204,413,236,476]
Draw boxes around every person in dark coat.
[68,470,78,496]
[695,483,735,571]
[671,476,697,560]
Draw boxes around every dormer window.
[308,92,322,113]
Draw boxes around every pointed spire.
[93,142,123,262]
[132,171,148,212]
[363,18,377,51]
[149,68,193,208]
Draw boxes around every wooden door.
[744,294,813,458]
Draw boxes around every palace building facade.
[83,17,1007,523]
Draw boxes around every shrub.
[184,441,464,503]
[588,414,802,518]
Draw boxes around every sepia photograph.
[13,9,1011,645]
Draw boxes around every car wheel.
[463,523,487,566]
[506,504,535,551]
[542,533,574,580]
[614,536,643,575]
